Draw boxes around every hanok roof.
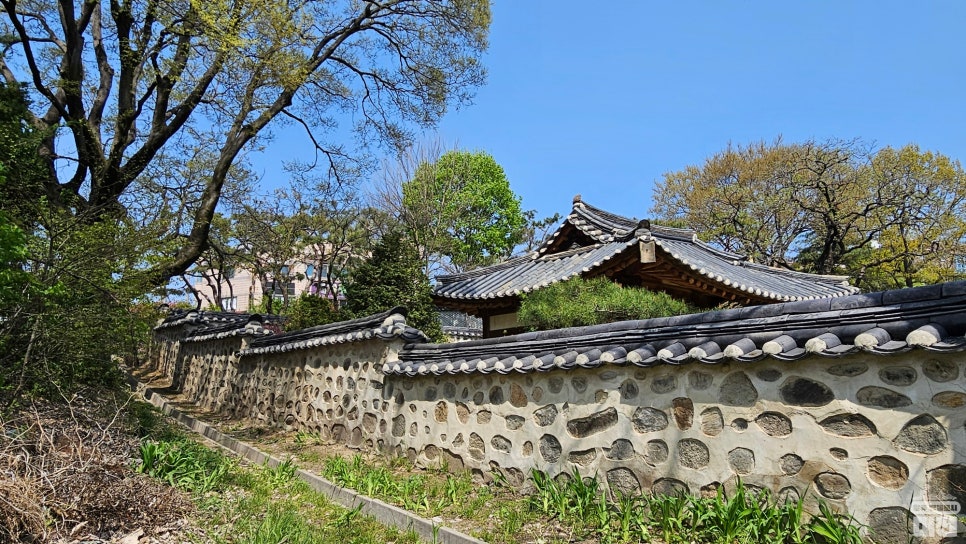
[433,197,858,311]
[392,281,966,376]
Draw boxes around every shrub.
[518,276,699,330]
[284,294,343,331]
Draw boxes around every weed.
[136,439,231,494]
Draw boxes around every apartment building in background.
[192,260,344,313]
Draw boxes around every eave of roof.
[434,198,858,303]
[392,281,966,376]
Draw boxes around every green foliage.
[343,231,443,342]
[528,470,864,544]
[652,139,966,290]
[0,84,165,404]
[137,439,233,494]
[3,0,490,286]
[518,276,699,330]
[284,294,343,331]
[402,150,527,272]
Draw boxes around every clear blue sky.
[257,1,966,222]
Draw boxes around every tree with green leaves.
[399,150,527,273]
[652,139,966,290]
[343,231,443,342]
[1,0,490,286]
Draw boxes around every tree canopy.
[1,0,490,286]
[343,230,443,342]
[652,139,966,290]
[400,149,527,273]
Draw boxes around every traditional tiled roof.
[434,198,858,304]
[389,281,966,376]
[240,307,429,355]
[434,241,635,302]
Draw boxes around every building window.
[280,265,290,276]
[305,263,315,277]
[222,296,238,311]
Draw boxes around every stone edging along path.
[126,376,487,544]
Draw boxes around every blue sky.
[258,1,966,222]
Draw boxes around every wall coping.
[392,281,966,376]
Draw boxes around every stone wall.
[153,327,965,544]
[150,281,966,544]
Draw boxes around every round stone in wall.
[777,487,800,503]
[490,435,511,453]
[688,371,713,390]
[652,374,677,394]
[532,386,544,402]
[879,366,917,387]
[893,414,948,455]
[422,386,436,401]
[818,413,877,437]
[605,439,636,461]
[632,407,668,433]
[868,507,921,544]
[548,376,564,394]
[780,453,804,475]
[699,482,721,499]
[443,382,456,398]
[534,404,559,427]
[718,372,758,407]
[505,415,525,430]
[473,391,484,404]
[510,384,528,408]
[856,386,912,408]
[671,398,693,430]
[619,380,639,400]
[755,368,782,382]
[567,407,618,438]
[391,415,406,437]
[644,440,669,465]
[829,448,848,460]
[779,376,833,407]
[522,441,533,457]
[572,376,588,394]
[434,401,448,423]
[826,362,868,377]
[607,468,641,497]
[569,448,597,466]
[755,412,792,436]
[922,359,959,383]
[814,472,851,499]
[700,407,723,436]
[652,478,689,497]
[728,448,755,474]
[926,464,966,506]
[867,456,909,490]
[456,402,470,424]
[932,391,966,408]
[678,438,710,469]
[731,418,748,432]
[539,434,562,463]
[468,432,485,460]
[489,386,504,404]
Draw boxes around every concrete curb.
[126,376,487,544]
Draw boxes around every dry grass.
[0,392,194,543]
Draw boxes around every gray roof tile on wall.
[392,281,966,376]
[239,307,429,355]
